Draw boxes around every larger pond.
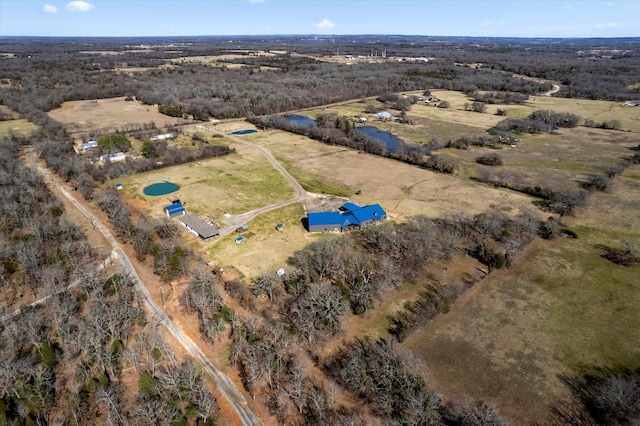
[352,126,402,153]
[285,114,317,128]
[143,182,180,196]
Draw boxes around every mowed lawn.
[209,202,314,279]
[403,168,640,425]
[116,142,296,223]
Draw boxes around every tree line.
[0,140,219,425]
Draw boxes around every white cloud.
[43,4,58,13]
[596,22,623,28]
[65,1,95,12]
[314,18,335,30]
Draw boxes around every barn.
[179,215,219,240]
[307,203,386,233]
[164,203,186,218]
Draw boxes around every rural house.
[306,203,386,233]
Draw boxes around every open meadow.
[403,166,640,424]
[48,96,186,136]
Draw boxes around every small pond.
[231,129,258,135]
[352,126,402,152]
[285,114,317,128]
[143,182,180,196]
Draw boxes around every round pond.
[143,182,180,196]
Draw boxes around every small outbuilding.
[373,111,392,121]
[164,203,186,218]
[235,236,245,244]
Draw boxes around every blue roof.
[340,202,361,212]
[308,211,344,227]
[350,204,386,224]
[164,203,185,214]
[308,204,386,229]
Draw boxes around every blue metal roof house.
[307,203,386,233]
[164,203,186,218]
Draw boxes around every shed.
[82,140,98,150]
[115,183,123,190]
[164,203,186,218]
[235,236,245,244]
[179,215,219,240]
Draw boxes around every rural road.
[29,153,261,426]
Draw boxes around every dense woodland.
[1,35,639,424]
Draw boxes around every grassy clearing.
[208,202,312,279]
[48,97,184,135]
[0,119,38,138]
[250,128,538,219]
[116,143,296,221]
[402,171,640,424]
[274,155,353,197]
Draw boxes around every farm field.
[59,87,640,425]
[246,128,539,219]
[48,96,186,136]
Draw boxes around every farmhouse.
[179,215,220,240]
[373,111,392,121]
[307,203,386,233]
[164,203,186,218]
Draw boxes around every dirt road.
[30,153,261,426]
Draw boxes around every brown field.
[249,129,538,219]
[208,202,314,279]
[48,96,185,135]
[403,167,640,425]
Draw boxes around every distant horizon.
[1,34,640,40]
[1,1,639,39]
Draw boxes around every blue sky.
[1,0,639,38]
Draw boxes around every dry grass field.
[48,96,185,135]
[248,128,538,219]
[0,119,38,138]
[403,167,640,424]
[95,88,637,424]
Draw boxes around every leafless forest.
[1,35,639,425]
